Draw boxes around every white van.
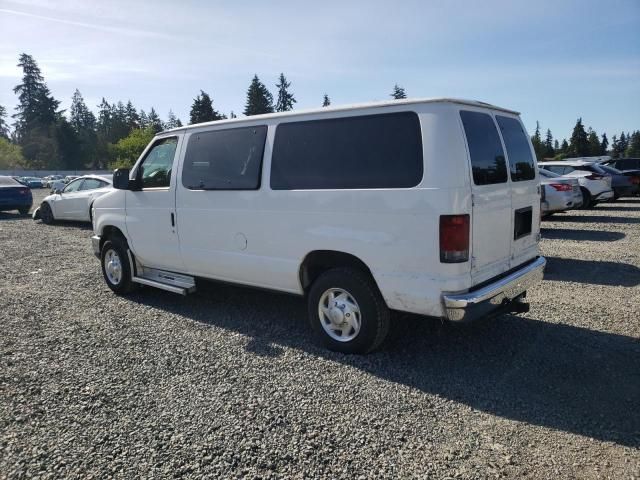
[91,98,546,353]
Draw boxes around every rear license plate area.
[514,207,532,240]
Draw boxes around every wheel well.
[100,226,126,249]
[299,250,377,292]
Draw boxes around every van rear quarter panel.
[176,103,473,317]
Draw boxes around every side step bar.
[132,267,196,296]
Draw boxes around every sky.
[0,0,639,141]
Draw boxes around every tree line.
[0,53,638,170]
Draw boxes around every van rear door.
[494,114,540,268]
[460,110,513,284]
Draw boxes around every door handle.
[170,212,175,227]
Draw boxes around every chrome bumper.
[91,235,101,258]
[442,256,546,322]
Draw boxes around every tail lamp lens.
[440,214,470,263]
[550,183,572,191]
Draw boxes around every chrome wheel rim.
[318,288,361,342]
[104,249,123,285]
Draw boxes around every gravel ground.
[1,190,639,479]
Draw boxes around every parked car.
[598,164,639,198]
[34,175,113,223]
[19,176,44,189]
[538,160,614,207]
[42,175,64,188]
[64,175,79,184]
[539,168,582,217]
[91,98,546,354]
[603,158,640,171]
[0,176,33,215]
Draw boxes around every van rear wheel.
[307,268,389,354]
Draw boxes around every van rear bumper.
[442,256,546,322]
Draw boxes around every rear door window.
[495,116,536,181]
[460,111,507,185]
[182,126,267,190]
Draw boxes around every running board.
[132,267,196,295]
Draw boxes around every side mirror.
[113,168,132,190]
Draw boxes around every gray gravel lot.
[1,190,639,479]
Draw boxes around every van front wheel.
[308,268,390,354]
[100,237,137,294]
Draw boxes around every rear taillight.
[549,183,572,191]
[18,188,29,195]
[440,214,470,263]
[630,177,640,185]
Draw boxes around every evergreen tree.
[390,84,407,100]
[189,90,223,124]
[530,121,544,161]
[322,94,331,107]
[12,53,62,168]
[626,131,640,157]
[165,110,183,129]
[275,73,296,112]
[69,89,97,168]
[553,139,559,153]
[244,75,274,116]
[560,139,569,154]
[96,98,112,139]
[139,109,149,129]
[147,107,164,133]
[586,128,601,156]
[124,101,140,130]
[610,135,621,158]
[618,132,629,154]
[0,105,9,139]
[600,133,609,155]
[567,118,589,157]
[543,129,555,158]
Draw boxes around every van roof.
[161,97,520,134]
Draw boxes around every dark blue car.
[0,176,33,215]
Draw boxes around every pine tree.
[12,53,60,139]
[553,139,559,153]
[275,73,296,112]
[626,131,640,157]
[189,90,223,124]
[96,98,112,139]
[619,132,629,154]
[530,121,544,161]
[139,109,149,129]
[165,110,183,129]
[567,118,589,157]
[586,128,601,156]
[147,108,164,133]
[0,105,9,139]
[610,135,621,158]
[322,94,330,107]
[390,84,407,100]
[244,75,274,116]
[561,139,569,154]
[69,89,97,168]
[543,129,555,158]
[124,101,140,130]
[600,133,609,155]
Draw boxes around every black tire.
[18,206,30,215]
[40,202,55,224]
[100,236,137,294]
[579,188,592,209]
[307,267,390,354]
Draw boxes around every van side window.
[182,126,267,190]
[495,116,536,182]
[270,112,423,190]
[460,111,507,185]
[139,137,178,189]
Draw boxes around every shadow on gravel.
[552,214,640,224]
[544,256,640,286]
[129,282,640,447]
[596,206,640,212]
[0,212,31,221]
[541,228,625,242]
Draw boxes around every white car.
[539,168,582,217]
[91,98,546,353]
[538,161,614,207]
[35,175,113,223]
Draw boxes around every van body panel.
[93,99,543,320]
